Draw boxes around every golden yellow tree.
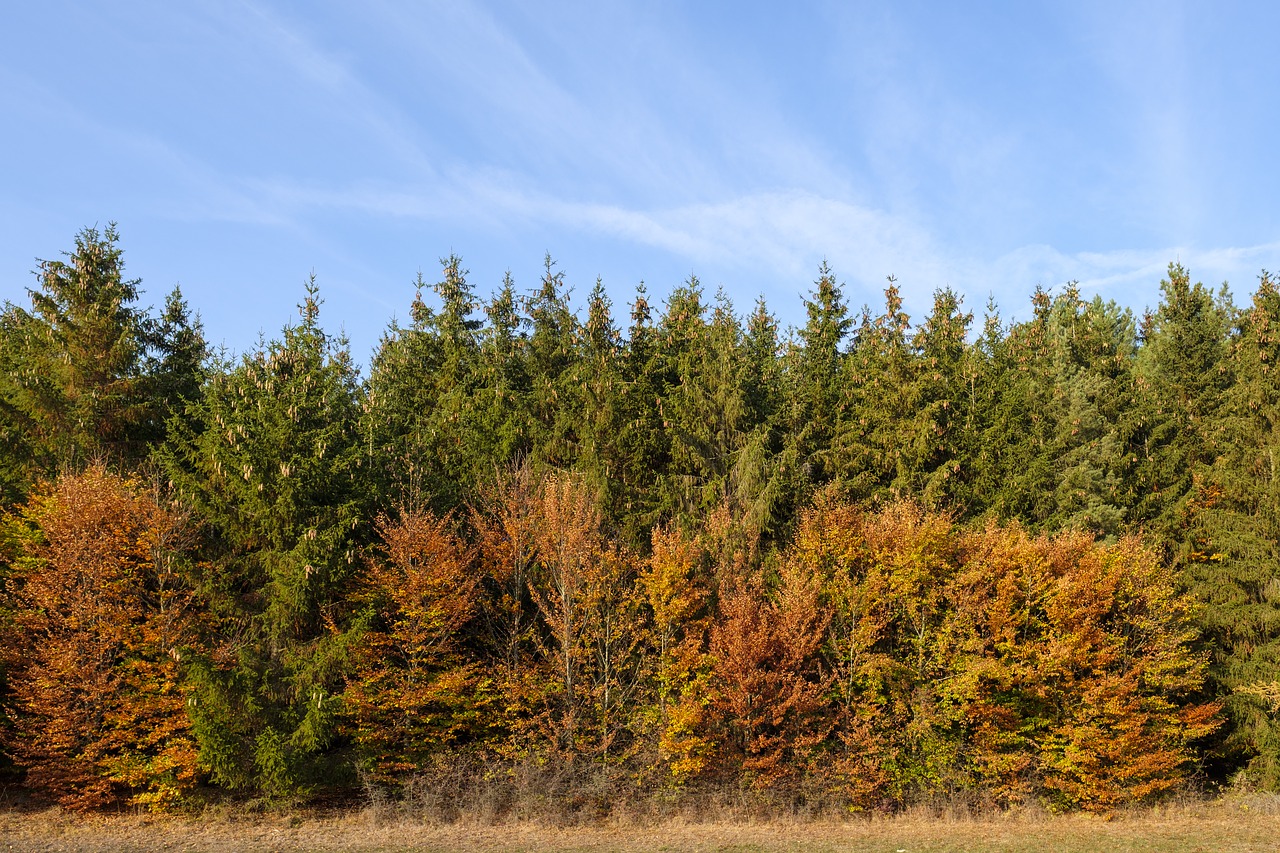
[1035,535,1219,811]
[640,521,713,783]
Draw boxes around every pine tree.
[1127,265,1234,541]
[835,279,915,502]
[573,279,630,534]
[786,262,852,492]
[526,256,580,469]
[655,283,767,531]
[471,272,532,479]
[146,285,208,429]
[964,292,1057,525]
[611,283,670,547]
[1042,288,1138,536]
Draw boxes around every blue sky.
[4,1,1280,365]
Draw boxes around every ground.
[4,798,1280,853]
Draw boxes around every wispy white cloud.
[236,158,1280,320]
[991,241,1280,303]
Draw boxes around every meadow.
[4,798,1280,853]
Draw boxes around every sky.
[4,1,1280,366]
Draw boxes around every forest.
[0,223,1278,816]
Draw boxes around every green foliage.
[2,228,1272,810]
[364,258,486,514]
[1183,271,1280,788]
[157,277,366,797]
[0,225,205,503]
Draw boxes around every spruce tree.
[655,282,763,529]
[158,278,367,797]
[786,262,852,492]
[897,288,975,511]
[836,279,915,501]
[364,258,483,514]
[1041,288,1138,536]
[526,255,580,470]
[573,279,630,535]
[471,272,532,478]
[0,224,202,501]
[1127,265,1234,541]
[1188,272,1280,787]
[964,293,1056,525]
[611,283,669,547]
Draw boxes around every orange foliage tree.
[346,509,486,783]
[470,460,542,749]
[781,494,1218,811]
[1,467,201,810]
[526,472,646,764]
[1033,534,1220,811]
[708,501,832,790]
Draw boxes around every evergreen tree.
[739,297,791,541]
[964,292,1056,525]
[786,262,852,491]
[526,255,580,470]
[835,279,915,502]
[1187,271,1280,787]
[471,272,532,478]
[364,258,483,513]
[1127,265,1234,541]
[1042,288,1138,536]
[157,278,367,797]
[573,279,630,535]
[0,224,202,501]
[611,283,669,547]
[147,285,208,429]
[655,283,764,530]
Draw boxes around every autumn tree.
[640,521,713,783]
[780,495,1216,810]
[710,556,832,789]
[1,467,201,809]
[347,509,487,783]
[525,473,645,765]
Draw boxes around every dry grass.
[4,797,1280,853]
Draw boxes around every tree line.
[0,224,1276,813]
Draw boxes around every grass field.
[4,798,1280,853]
